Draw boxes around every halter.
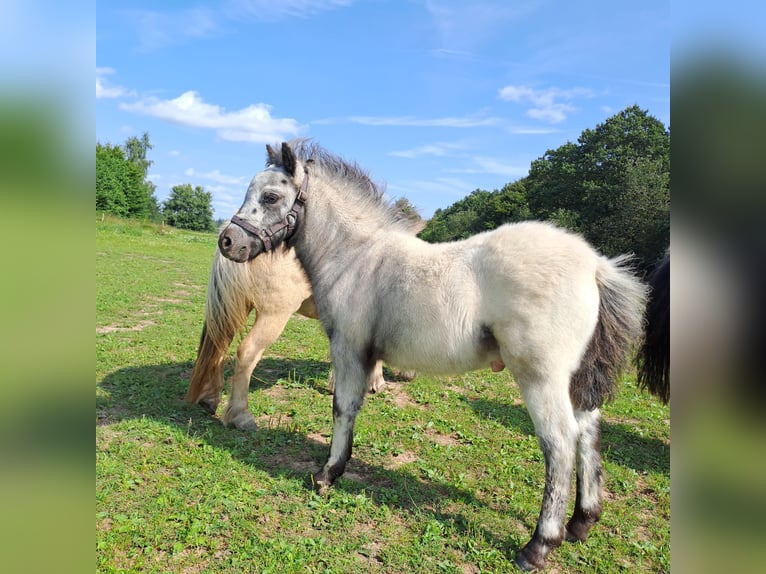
[229,167,309,252]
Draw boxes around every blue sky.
[96,0,670,220]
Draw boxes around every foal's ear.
[266,144,278,165]
[281,142,296,177]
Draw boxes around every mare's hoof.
[223,410,258,431]
[369,380,387,393]
[198,398,219,415]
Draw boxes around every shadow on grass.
[97,360,521,557]
[465,397,670,475]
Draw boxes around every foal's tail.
[635,255,670,404]
[186,250,255,405]
[570,255,649,411]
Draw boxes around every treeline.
[420,106,670,269]
[96,133,215,232]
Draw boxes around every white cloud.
[119,90,305,143]
[510,127,560,135]
[471,156,529,178]
[349,114,499,128]
[226,0,354,21]
[388,176,473,202]
[498,84,593,123]
[133,7,221,52]
[96,67,134,99]
[389,141,467,158]
[184,167,248,186]
[132,2,354,51]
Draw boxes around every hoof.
[566,509,599,543]
[368,379,387,394]
[514,547,545,572]
[565,519,595,543]
[198,398,219,415]
[223,409,258,431]
[312,471,334,495]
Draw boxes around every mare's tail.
[570,255,649,410]
[186,250,255,406]
[635,255,670,404]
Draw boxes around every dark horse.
[636,255,670,404]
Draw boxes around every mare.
[217,141,648,570]
[186,246,393,430]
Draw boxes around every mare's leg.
[514,372,579,571]
[329,360,387,394]
[314,344,371,490]
[223,312,292,430]
[368,361,387,393]
[566,408,603,542]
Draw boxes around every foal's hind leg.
[223,312,292,430]
[514,373,579,571]
[566,408,603,543]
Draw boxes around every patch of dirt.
[306,432,329,446]
[384,450,418,469]
[387,385,422,410]
[426,428,460,447]
[152,297,185,304]
[96,319,157,334]
[263,451,318,476]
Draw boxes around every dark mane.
[268,139,423,233]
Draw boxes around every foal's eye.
[262,193,279,205]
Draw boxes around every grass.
[96,215,670,573]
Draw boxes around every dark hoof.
[565,521,590,543]
[198,398,218,415]
[514,547,545,571]
[566,509,599,543]
[312,471,334,495]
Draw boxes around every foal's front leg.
[314,349,370,490]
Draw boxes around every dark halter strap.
[230,167,309,252]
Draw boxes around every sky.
[96,0,670,220]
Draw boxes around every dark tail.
[571,255,649,411]
[635,255,670,404]
[186,250,254,406]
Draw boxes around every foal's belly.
[383,330,503,376]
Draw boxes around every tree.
[96,132,159,220]
[525,105,670,268]
[162,184,215,232]
[420,182,530,243]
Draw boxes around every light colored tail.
[186,250,256,404]
[570,255,649,410]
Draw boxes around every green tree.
[162,184,215,232]
[95,132,159,219]
[420,182,530,243]
[526,105,670,267]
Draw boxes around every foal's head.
[218,142,306,262]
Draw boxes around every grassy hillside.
[96,216,670,573]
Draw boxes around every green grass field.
[96,216,669,573]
